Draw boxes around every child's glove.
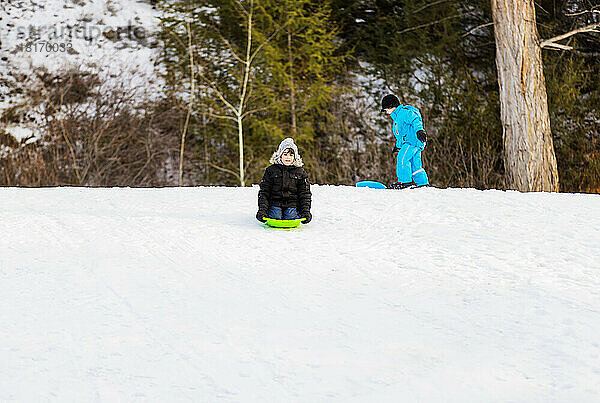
[301,212,312,224]
[417,130,427,143]
[392,146,400,154]
[256,211,267,222]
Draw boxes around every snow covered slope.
[1,186,599,402]
[1,0,161,118]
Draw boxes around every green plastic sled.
[264,217,306,228]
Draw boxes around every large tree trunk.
[491,0,559,192]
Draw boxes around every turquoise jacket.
[390,105,425,149]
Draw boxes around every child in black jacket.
[256,138,312,223]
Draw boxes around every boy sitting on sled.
[256,138,312,223]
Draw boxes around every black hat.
[381,94,400,112]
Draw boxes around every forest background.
[1,0,599,193]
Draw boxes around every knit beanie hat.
[381,94,400,112]
[270,137,304,167]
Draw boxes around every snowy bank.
[1,186,599,401]
[1,0,162,129]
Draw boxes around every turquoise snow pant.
[396,144,429,186]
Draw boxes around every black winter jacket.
[258,164,311,215]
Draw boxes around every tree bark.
[179,22,195,186]
[491,0,559,192]
[235,1,253,187]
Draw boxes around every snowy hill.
[1,185,600,401]
[1,0,161,138]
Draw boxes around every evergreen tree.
[157,0,347,185]
[159,0,286,186]
[250,0,347,181]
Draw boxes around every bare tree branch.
[57,92,82,184]
[541,22,600,49]
[249,20,292,65]
[462,22,494,37]
[565,9,600,17]
[241,105,271,119]
[207,162,239,178]
[206,112,238,121]
[233,0,250,17]
[39,78,82,184]
[179,22,195,186]
[163,22,189,52]
[543,42,573,51]
[397,14,462,35]
[197,71,239,116]
[411,0,451,14]
[208,24,246,64]
[218,36,246,64]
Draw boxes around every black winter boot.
[389,182,413,189]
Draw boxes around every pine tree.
[158,0,347,185]
[251,0,346,153]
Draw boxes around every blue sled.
[356,181,386,189]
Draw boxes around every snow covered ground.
[1,185,599,402]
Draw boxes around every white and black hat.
[270,137,304,167]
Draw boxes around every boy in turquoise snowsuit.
[381,94,429,189]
